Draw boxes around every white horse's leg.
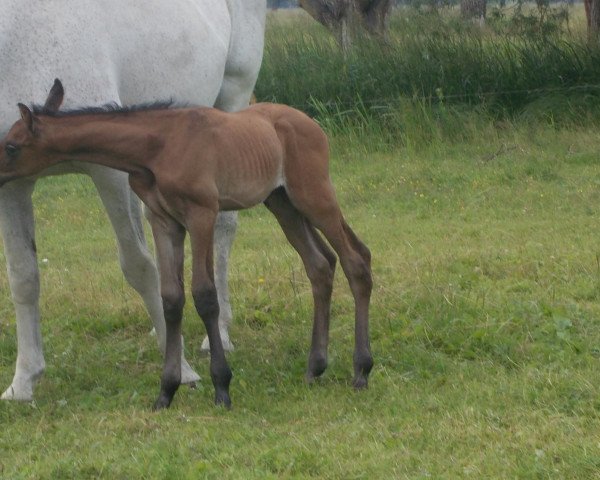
[198,97,251,354]
[200,3,266,352]
[89,166,200,384]
[201,211,237,352]
[0,178,44,401]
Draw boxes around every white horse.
[0,0,266,401]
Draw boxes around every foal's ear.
[17,103,35,133]
[43,78,64,113]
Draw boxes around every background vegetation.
[257,4,600,140]
[1,5,600,479]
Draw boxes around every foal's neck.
[43,113,164,173]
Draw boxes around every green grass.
[3,6,600,479]
[1,122,600,478]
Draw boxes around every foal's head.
[0,79,65,185]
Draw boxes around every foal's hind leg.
[286,186,373,389]
[264,189,337,382]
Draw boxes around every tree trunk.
[589,0,600,41]
[299,0,392,50]
[299,0,351,31]
[460,0,487,25]
[356,0,393,36]
[584,0,592,28]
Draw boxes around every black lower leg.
[306,267,334,381]
[352,349,374,389]
[193,287,232,408]
[153,294,184,410]
[336,224,374,390]
[351,274,373,390]
[307,350,329,381]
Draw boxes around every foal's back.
[224,103,331,189]
[166,103,331,211]
[242,103,333,210]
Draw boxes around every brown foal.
[0,80,373,409]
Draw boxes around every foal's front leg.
[187,206,232,408]
[146,214,187,410]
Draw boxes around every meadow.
[2,5,600,479]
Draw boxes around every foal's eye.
[5,143,19,157]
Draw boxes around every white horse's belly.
[108,0,231,105]
[0,0,232,128]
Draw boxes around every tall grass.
[256,7,600,148]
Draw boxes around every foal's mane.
[31,100,180,118]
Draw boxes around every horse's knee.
[343,222,371,265]
[359,243,372,266]
[323,248,337,272]
[119,248,157,289]
[192,287,219,321]
[347,257,373,298]
[308,256,335,298]
[358,261,373,294]
[7,258,40,305]
[161,290,184,322]
[214,211,238,242]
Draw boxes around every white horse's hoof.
[1,384,33,402]
[200,331,235,352]
[149,328,201,383]
[180,359,201,384]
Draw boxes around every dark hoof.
[352,376,368,390]
[187,382,198,390]
[353,351,373,390]
[305,372,316,384]
[215,390,231,409]
[307,355,328,380]
[152,395,172,411]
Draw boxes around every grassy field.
[2,5,600,480]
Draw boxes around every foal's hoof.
[307,355,328,382]
[353,352,373,390]
[305,372,318,385]
[305,369,325,385]
[352,376,369,390]
[214,390,232,409]
[152,395,173,411]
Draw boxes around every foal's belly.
[218,176,283,211]
[215,123,285,211]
